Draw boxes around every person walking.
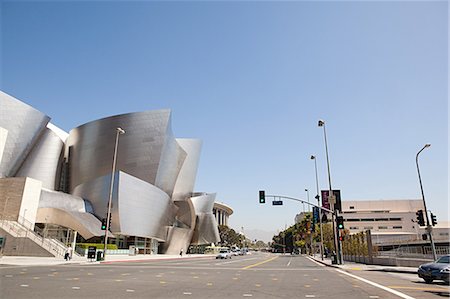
[64,248,70,261]
[179,248,183,257]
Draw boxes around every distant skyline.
[1,1,448,242]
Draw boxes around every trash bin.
[331,253,337,264]
[96,251,103,261]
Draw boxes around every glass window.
[437,256,449,263]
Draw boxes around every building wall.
[0,91,50,177]
[338,199,448,244]
[0,177,41,227]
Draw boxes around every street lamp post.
[103,127,125,260]
[318,119,341,264]
[311,155,324,260]
[305,189,313,256]
[416,143,436,260]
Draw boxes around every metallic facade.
[0,91,223,253]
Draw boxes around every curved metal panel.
[174,200,196,229]
[117,171,175,240]
[73,171,175,240]
[0,91,50,177]
[66,109,174,192]
[36,208,104,239]
[155,122,187,197]
[0,127,7,165]
[16,128,64,190]
[172,139,202,200]
[160,227,194,255]
[39,189,89,212]
[191,213,220,245]
[190,193,220,245]
[191,192,217,214]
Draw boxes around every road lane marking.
[72,287,80,290]
[33,277,40,280]
[388,286,450,292]
[215,257,257,265]
[305,295,316,298]
[242,256,279,270]
[207,283,213,286]
[183,292,192,295]
[287,258,292,267]
[369,296,379,298]
[243,294,253,297]
[126,289,135,292]
[5,275,13,277]
[20,285,29,287]
[255,284,261,287]
[334,269,415,299]
[305,285,311,288]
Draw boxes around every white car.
[216,250,232,259]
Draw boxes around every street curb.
[99,255,214,264]
[308,257,340,269]
[309,257,417,274]
[368,268,417,275]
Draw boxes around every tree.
[218,225,243,247]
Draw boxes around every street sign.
[321,190,342,212]
[313,207,319,224]
[272,200,283,206]
[87,246,97,259]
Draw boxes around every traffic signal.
[336,216,344,229]
[101,218,107,230]
[431,213,437,226]
[416,210,425,226]
[108,213,112,228]
[259,190,265,204]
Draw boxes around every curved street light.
[103,127,125,259]
[318,119,341,264]
[416,143,436,260]
[311,155,324,260]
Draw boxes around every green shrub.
[76,243,118,250]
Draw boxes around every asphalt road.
[1,253,448,298]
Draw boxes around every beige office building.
[341,200,449,245]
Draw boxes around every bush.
[76,243,118,250]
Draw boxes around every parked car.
[216,249,232,259]
[418,255,450,284]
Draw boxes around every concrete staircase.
[0,216,68,257]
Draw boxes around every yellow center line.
[389,286,450,292]
[242,256,279,270]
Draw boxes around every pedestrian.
[68,246,73,261]
[64,248,70,261]
[180,248,183,257]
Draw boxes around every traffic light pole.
[416,145,437,261]
[262,194,334,257]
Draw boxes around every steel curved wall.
[190,193,220,245]
[16,128,64,190]
[0,91,50,177]
[73,171,175,240]
[66,109,184,196]
[173,139,202,200]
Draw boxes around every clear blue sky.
[1,1,448,242]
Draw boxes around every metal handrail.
[0,213,67,257]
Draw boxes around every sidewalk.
[0,253,214,266]
[309,255,418,274]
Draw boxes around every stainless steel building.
[0,90,224,255]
